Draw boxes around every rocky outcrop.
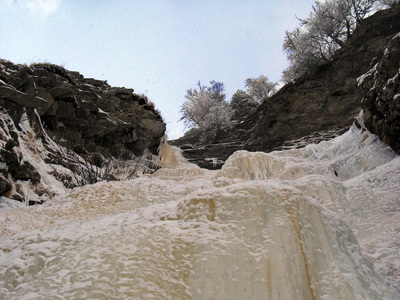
[0,61,165,158]
[358,33,400,154]
[0,60,165,201]
[172,7,400,169]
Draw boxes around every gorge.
[0,6,400,300]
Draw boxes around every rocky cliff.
[358,32,400,154]
[0,61,165,202]
[172,7,400,169]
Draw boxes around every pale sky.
[0,0,315,139]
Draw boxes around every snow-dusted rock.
[0,60,166,201]
[359,32,400,153]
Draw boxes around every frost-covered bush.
[230,89,258,119]
[229,76,276,120]
[200,103,232,133]
[181,81,233,138]
[245,76,277,102]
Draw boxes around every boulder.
[0,81,50,110]
[48,83,76,98]
[106,87,134,100]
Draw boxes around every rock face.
[0,61,166,201]
[0,62,165,158]
[172,7,400,169]
[359,33,400,154]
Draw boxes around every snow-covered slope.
[0,125,399,299]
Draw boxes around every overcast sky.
[0,0,315,139]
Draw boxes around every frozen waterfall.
[0,125,399,299]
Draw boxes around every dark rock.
[0,81,50,111]
[0,58,166,200]
[37,89,55,112]
[30,63,75,84]
[0,176,12,196]
[41,115,58,130]
[0,60,165,160]
[360,32,400,154]
[28,199,45,206]
[56,101,76,118]
[180,144,194,150]
[5,133,19,150]
[70,71,84,80]
[12,161,41,184]
[48,84,76,100]
[82,77,108,87]
[106,87,134,100]
[30,171,41,184]
[0,149,20,170]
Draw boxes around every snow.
[392,32,400,41]
[0,110,66,202]
[357,62,378,87]
[0,125,399,299]
[388,73,399,86]
[16,111,67,198]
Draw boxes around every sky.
[0,0,316,139]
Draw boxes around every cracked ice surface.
[0,125,399,299]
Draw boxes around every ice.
[16,111,66,198]
[0,197,24,210]
[0,125,399,299]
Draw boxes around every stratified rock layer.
[172,7,400,169]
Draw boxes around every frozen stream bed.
[0,125,399,299]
